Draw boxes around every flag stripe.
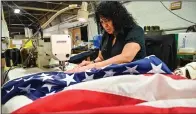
[12,90,146,114]
[63,74,196,101]
[13,74,196,114]
[58,106,196,114]
[137,98,196,108]
[2,95,33,113]
[2,55,172,104]
[4,74,189,114]
[144,74,186,80]
[2,56,195,114]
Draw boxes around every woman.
[66,1,146,73]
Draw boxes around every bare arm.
[94,42,140,68]
[77,51,104,67]
[65,43,140,73]
[94,51,104,63]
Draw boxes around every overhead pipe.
[2,7,5,20]
[2,4,59,12]
[162,27,188,31]
[4,5,78,14]
[41,4,79,29]
[36,1,64,5]
[15,6,59,12]
[36,1,73,6]
[8,24,37,26]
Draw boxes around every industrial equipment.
[37,35,72,71]
[3,2,89,71]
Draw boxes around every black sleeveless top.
[99,25,146,61]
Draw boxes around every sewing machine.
[37,34,72,71]
[2,2,89,84]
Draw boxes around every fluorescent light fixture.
[14,9,20,13]
[77,2,89,22]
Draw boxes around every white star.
[45,91,56,96]
[38,73,50,77]
[42,84,57,92]
[85,69,92,72]
[101,65,111,69]
[82,73,94,82]
[39,75,54,82]
[103,70,116,78]
[24,77,34,82]
[6,86,14,93]
[147,63,166,74]
[145,55,155,59]
[18,84,36,93]
[14,78,23,81]
[60,74,76,86]
[123,65,139,74]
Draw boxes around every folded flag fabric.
[12,74,196,114]
[2,55,171,104]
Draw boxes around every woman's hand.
[78,60,92,67]
[64,60,93,73]
[65,64,96,73]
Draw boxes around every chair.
[145,34,177,71]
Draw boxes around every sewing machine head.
[37,34,72,71]
[51,35,72,70]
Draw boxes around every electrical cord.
[11,2,41,27]
[2,66,16,85]
[4,3,40,47]
[4,2,42,46]
[2,50,21,85]
[160,1,196,24]
[20,5,79,69]
[3,3,80,76]
[10,2,42,36]
[2,2,27,85]
[2,2,42,80]
[4,2,40,28]
[13,13,25,27]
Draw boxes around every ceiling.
[2,1,96,37]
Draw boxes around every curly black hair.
[95,1,137,34]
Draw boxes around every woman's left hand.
[65,64,95,73]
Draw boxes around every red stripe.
[60,105,196,114]
[144,74,186,80]
[12,90,145,114]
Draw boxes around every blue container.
[93,34,102,49]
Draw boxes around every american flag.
[2,55,171,105]
[2,55,196,114]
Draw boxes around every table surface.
[7,63,77,81]
[177,52,196,55]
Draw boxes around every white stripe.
[137,98,196,108]
[2,95,33,113]
[63,74,196,102]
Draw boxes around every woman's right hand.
[66,60,93,73]
[78,60,92,67]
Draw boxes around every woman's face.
[100,17,114,34]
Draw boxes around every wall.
[43,21,87,37]
[124,1,196,34]
[87,1,196,38]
